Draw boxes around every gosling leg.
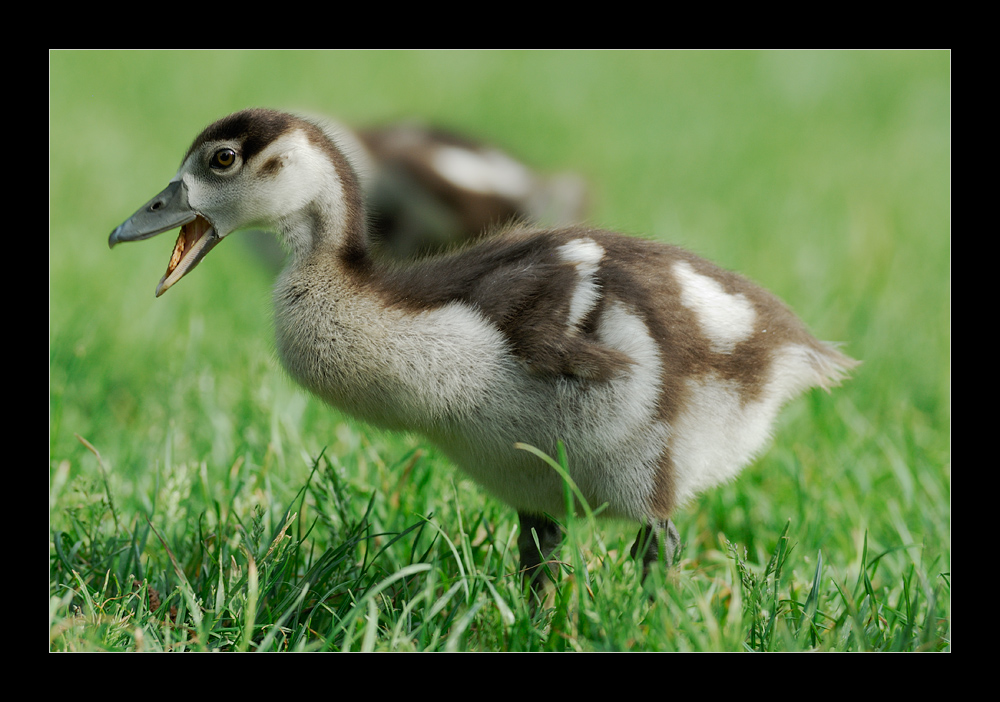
[517,511,562,598]
[630,518,680,580]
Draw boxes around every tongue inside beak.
[156,215,221,297]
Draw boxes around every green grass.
[50,50,950,651]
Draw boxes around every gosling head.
[109,108,360,296]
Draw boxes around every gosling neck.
[278,123,373,272]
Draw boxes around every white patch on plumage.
[668,372,772,504]
[378,301,514,427]
[575,300,669,517]
[431,146,533,198]
[557,238,604,330]
[673,259,756,353]
[668,341,839,505]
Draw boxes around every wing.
[375,227,635,381]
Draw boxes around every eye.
[210,148,237,170]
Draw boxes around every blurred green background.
[50,51,949,615]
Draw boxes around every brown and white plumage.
[243,118,589,269]
[356,121,588,258]
[109,108,858,589]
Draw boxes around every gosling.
[109,108,858,591]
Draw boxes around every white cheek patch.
[673,260,756,353]
[261,133,339,214]
[256,131,348,256]
[558,238,605,330]
[431,146,532,199]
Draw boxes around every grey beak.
[109,180,197,248]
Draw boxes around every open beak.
[109,180,222,297]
